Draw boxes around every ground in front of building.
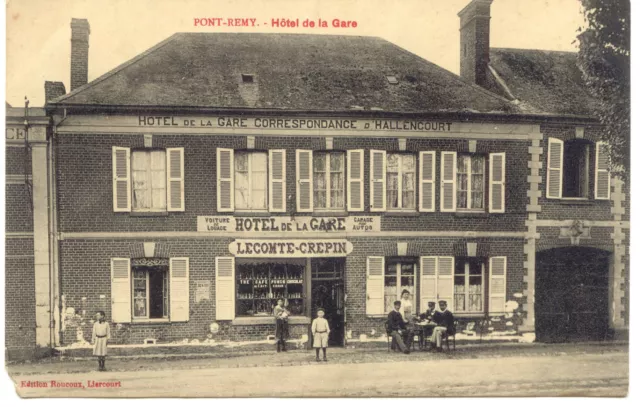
[8,342,628,398]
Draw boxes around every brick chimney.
[44,81,67,103]
[70,18,90,91]
[458,0,493,88]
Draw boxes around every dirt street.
[10,351,628,397]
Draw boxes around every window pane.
[402,172,415,208]
[314,154,327,208]
[471,155,484,174]
[330,153,343,172]
[469,277,482,312]
[132,152,150,210]
[235,153,248,172]
[402,155,416,173]
[387,154,399,172]
[234,170,249,209]
[454,275,465,312]
[387,173,399,209]
[133,271,147,318]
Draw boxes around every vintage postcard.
[3,0,630,398]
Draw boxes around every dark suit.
[432,308,455,348]
[387,309,411,352]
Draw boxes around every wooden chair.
[442,320,458,351]
[384,320,392,352]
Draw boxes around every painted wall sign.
[137,116,453,132]
[6,127,26,140]
[197,216,380,233]
[230,239,352,257]
[195,281,211,302]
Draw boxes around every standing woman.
[92,311,111,371]
[400,289,413,323]
[273,298,290,352]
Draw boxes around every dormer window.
[241,74,254,83]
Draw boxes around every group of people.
[387,289,455,354]
[89,294,453,372]
[274,298,330,362]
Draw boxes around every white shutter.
[489,153,506,213]
[436,256,454,307]
[215,257,235,320]
[440,152,457,212]
[419,151,436,212]
[369,150,386,212]
[110,258,131,323]
[112,147,131,212]
[269,149,287,212]
[166,147,185,212]
[595,142,611,200]
[420,256,438,313]
[347,149,364,211]
[170,257,190,322]
[366,256,385,315]
[546,138,564,199]
[489,257,507,314]
[216,148,234,212]
[296,150,313,212]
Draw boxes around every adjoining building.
[457,0,629,341]
[5,0,627,358]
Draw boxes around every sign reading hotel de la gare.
[197,216,379,258]
[137,115,454,132]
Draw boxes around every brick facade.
[53,123,532,346]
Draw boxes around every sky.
[5,0,585,107]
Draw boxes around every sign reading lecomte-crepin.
[230,239,353,257]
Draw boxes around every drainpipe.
[49,128,61,347]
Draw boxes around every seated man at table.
[387,300,411,354]
[418,301,437,322]
[431,300,455,352]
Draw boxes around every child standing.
[273,298,289,353]
[92,311,111,371]
[312,308,330,362]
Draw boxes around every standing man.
[431,300,455,352]
[387,300,411,354]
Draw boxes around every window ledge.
[231,316,310,326]
[312,211,349,217]
[454,211,489,218]
[131,318,171,324]
[384,211,420,217]
[549,199,601,206]
[234,212,271,217]
[130,211,169,217]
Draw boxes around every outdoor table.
[414,322,437,350]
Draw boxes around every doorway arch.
[535,246,611,342]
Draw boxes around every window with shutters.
[236,260,305,317]
[456,154,485,210]
[235,151,268,211]
[132,264,169,319]
[386,153,416,210]
[547,138,610,200]
[131,150,167,212]
[453,258,484,312]
[313,152,345,210]
[384,260,416,313]
[563,140,590,198]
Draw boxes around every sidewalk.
[6,341,628,377]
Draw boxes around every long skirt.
[93,337,108,356]
[313,332,329,348]
[275,319,289,341]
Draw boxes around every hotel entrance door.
[311,259,345,347]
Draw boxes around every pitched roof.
[52,33,514,113]
[488,48,600,117]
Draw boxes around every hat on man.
[438,300,447,305]
[428,301,436,306]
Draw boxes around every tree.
[576,0,630,182]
